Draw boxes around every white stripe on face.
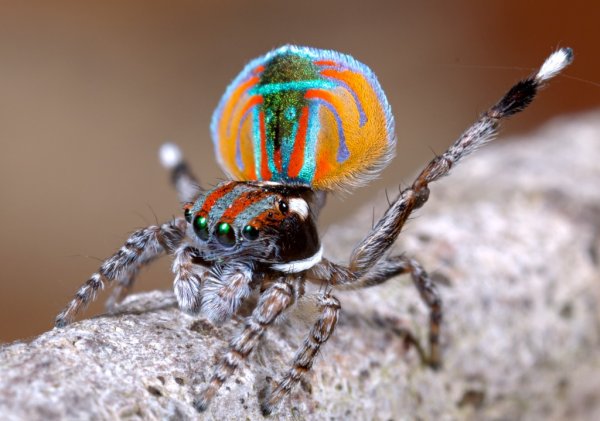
[270,246,323,273]
[288,198,309,220]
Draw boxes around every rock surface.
[1,112,600,420]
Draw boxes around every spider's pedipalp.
[201,263,254,324]
[172,243,207,314]
[55,218,187,327]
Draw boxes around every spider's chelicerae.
[56,45,573,415]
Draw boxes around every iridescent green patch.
[259,54,321,154]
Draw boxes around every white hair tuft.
[159,143,183,169]
[536,47,573,82]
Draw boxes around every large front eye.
[242,224,259,241]
[216,222,236,247]
[193,215,209,241]
[278,200,289,214]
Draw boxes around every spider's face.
[184,181,320,270]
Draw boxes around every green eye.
[193,216,209,241]
[242,225,259,241]
[216,222,236,247]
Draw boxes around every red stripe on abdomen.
[259,110,271,180]
[287,106,309,179]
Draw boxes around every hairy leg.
[331,253,411,290]
[104,268,141,313]
[261,291,340,415]
[194,275,302,412]
[55,218,187,327]
[309,255,442,367]
[305,50,573,367]
[390,256,442,367]
[172,243,208,314]
[349,49,573,276]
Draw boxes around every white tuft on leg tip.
[536,47,574,82]
[159,143,183,169]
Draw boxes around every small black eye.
[193,215,209,241]
[184,208,193,223]
[242,225,259,241]
[278,200,289,213]
[216,222,236,247]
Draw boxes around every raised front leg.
[55,218,187,327]
[350,48,573,276]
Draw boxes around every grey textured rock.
[1,112,600,420]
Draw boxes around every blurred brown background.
[0,1,598,342]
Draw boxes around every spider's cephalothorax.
[184,180,321,269]
[55,45,573,415]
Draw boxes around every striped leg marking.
[55,218,187,327]
[403,257,442,368]
[261,293,340,416]
[309,254,442,368]
[194,277,298,412]
[172,244,207,314]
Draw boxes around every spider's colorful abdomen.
[211,45,395,191]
